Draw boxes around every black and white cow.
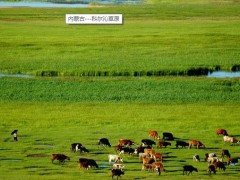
[98,138,111,147]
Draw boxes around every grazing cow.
[204,153,216,161]
[139,153,149,161]
[112,163,125,170]
[115,144,124,153]
[193,154,200,162]
[148,130,160,140]
[144,148,155,158]
[98,138,111,147]
[119,147,135,155]
[111,169,124,180]
[118,139,134,147]
[79,158,98,169]
[157,141,171,148]
[142,157,155,165]
[153,152,163,162]
[213,161,226,171]
[152,162,166,174]
[142,163,154,171]
[71,143,82,152]
[227,158,238,165]
[76,145,89,153]
[221,149,231,158]
[183,165,198,175]
[175,140,189,148]
[141,139,156,147]
[134,145,151,155]
[207,157,222,164]
[188,140,205,149]
[216,128,228,136]
[108,154,123,163]
[51,154,70,163]
[208,165,216,174]
[223,135,240,144]
[162,132,174,141]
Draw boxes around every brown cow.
[221,149,231,158]
[216,128,228,136]
[227,158,238,165]
[51,154,70,163]
[142,157,155,165]
[118,139,134,146]
[152,162,166,172]
[153,152,163,162]
[208,165,216,174]
[213,161,226,171]
[148,130,160,140]
[144,148,155,158]
[188,140,205,149]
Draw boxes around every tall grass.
[0,77,240,103]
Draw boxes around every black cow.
[79,158,98,169]
[71,143,82,152]
[176,140,189,148]
[221,149,231,158]
[119,147,135,155]
[98,138,111,147]
[183,165,198,175]
[111,169,124,179]
[162,132,174,141]
[141,139,156,147]
[134,145,151,154]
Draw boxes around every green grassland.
[1,0,240,179]
[0,0,240,75]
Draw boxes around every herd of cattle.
[51,128,240,178]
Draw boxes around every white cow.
[108,154,123,163]
[223,136,240,144]
[112,163,125,170]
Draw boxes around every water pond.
[207,71,240,78]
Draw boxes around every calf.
[111,169,124,179]
[175,140,189,148]
[148,130,160,140]
[141,139,156,147]
[188,140,205,149]
[118,139,134,147]
[213,161,226,171]
[51,154,70,163]
[221,149,231,158]
[183,165,198,175]
[98,138,111,147]
[162,132,174,141]
[157,141,171,148]
[208,165,216,174]
[227,158,238,165]
[108,154,123,163]
[216,128,228,136]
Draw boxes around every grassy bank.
[0,1,240,75]
[1,102,240,179]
